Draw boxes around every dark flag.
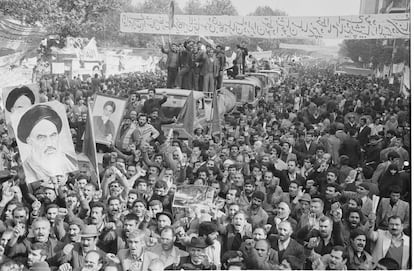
[211,89,221,137]
[82,103,100,188]
[177,90,196,137]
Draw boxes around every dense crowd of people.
[0,46,410,271]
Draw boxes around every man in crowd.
[0,50,410,271]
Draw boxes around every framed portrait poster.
[2,84,40,137]
[10,101,78,184]
[91,94,127,145]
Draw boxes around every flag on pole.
[168,0,175,29]
[177,91,196,137]
[211,89,221,136]
[82,102,100,189]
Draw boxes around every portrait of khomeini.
[16,103,78,183]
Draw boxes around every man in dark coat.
[339,129,362,168]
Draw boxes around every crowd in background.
[0,43,410,271]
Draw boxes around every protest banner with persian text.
[120,13,410,40]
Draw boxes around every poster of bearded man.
[11,101,78,184]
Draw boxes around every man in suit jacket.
[269,221,304,267]
[344,114,358,135]
[294,131,318,165]
[357,117,371,149]
[368,215,410,269]
[201,48,219,93]
[117,229,158,271]
[376,186,410,230]
[222,212,253,252]
[339,129,362,168]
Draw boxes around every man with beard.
[246,191,268,229]
[100,213,140,254]
[299,215,344,263]
[368,215,410,269]
[150,226,188,269]
[148,108,176,144]
[17,104,78,183]
[117,229,158,271]
[57,225,105,271]
[346,229,373,270]
[125,189,139,212]
[106,197,122,225]
[119,110,138,151]
[131,114,160,146]
[269,221,304,267]
[267,201,298,236]
[198,222,221,269]
[340,208,370,245]
[238,179,255,211]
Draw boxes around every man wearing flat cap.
[17,104,77,183]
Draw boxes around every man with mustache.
[7,217,60,267]
[346,229,374,270]
[117,229,158,271]
[340,208,370,246]
[368,215,410,269]
[17,104,78,183]
[57,225,105,270]
[246,191,268,229]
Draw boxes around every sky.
[132,0,363,46]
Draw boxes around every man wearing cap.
[292,193,311,222]
[246,191,268,228]
[57,225,105,270]
[17,104,78,183]
[167,237,217,270]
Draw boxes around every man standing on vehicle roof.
[142,88,168,117]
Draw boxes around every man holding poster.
[15,103,78,183]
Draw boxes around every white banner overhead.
[120,13,410,39]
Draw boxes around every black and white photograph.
[11,101,78,184]
[0,0,410,270]
[91,94,127,145]
[2,84,39,137]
